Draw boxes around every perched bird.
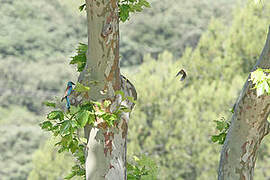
[61,81,75,109]
[176,69,187,81]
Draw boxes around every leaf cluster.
[70,43,87,72]
[40,100,121,179]
[211,117,230,145]
[119,0,150,22]
[250,68,270,97]
[79,0,150,22]
[41,88,135,179]
[41,102,94,179]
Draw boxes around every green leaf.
[43,101,56,108]
[141,0,151,7]
[119,4,130,22]
[70,139,79,154]
[250,68,265,82]
[211,135,219,143]
[64,171,76,179]
[40,121,53,130]
[88,114,95,125]
[214,120,226,131]
[70,43,87,72]
[55,141,62,146]
[74,82,90,93]
[218,133,227,144]
[77,110,90,127]
[61,134,72,147]
[60,120,71,135]
[69,105,80,114]
[211,133,227,144]
[47,111,64,121]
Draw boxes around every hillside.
[0,0,239,179]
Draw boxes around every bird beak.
[71,82,75,85]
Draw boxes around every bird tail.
[66,97,70,109]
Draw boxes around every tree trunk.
[218,26,270,180]
[71,0,137,179]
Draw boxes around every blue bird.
[61,81,75,109]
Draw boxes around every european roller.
[61,81,75,109]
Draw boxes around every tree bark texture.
[71,0,137,179]
[218,26,270,180]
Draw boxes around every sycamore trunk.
[218,27,270,180]
[71,0,137,179]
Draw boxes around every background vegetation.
[1,0,270,179]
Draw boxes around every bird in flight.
[61,81,75,109]
[176,69,187,81]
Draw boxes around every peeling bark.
[218,26,270,180]
[84,76,136,180]
[71,1,137,179]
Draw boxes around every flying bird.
[61,81,75,109]
[176,69,187,81]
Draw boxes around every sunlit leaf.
[47,111,64,121]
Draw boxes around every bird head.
[67,81,75,87]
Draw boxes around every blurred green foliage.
[0,0,84,179]
[124,1,270,179]
[0,106,44,180]
[119,0,237,66]
[27,138,80,180]
[0,0,84,113]
[2,0,270,179]
[123,51,244,179]
[0,0,87,62]
[127,155,158,180]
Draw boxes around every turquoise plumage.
[61,81,75,109]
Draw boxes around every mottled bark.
[218,27,270,180]
[83,76,136,180]
[71,0,137,179]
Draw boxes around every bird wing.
[66,87,73,96]
[64,87,69,97]
[176,69,187,81]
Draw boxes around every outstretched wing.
[176,69,187,81]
